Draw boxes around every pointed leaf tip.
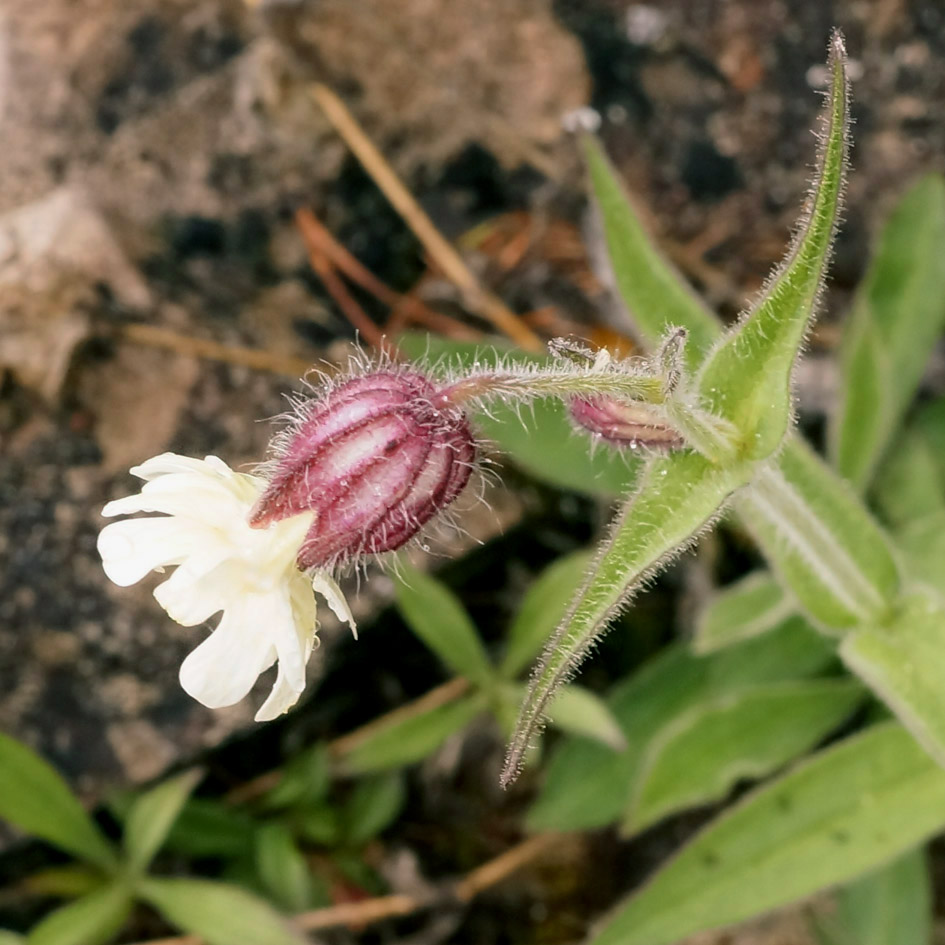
[695,32,849,459]
[829,28,847,63]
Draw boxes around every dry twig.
[309,82,543,352]
[300,238,390,351]
[117,323,315,377]
[294,209,481,342]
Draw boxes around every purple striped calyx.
[250,371,476,570]
[569,396,682,449]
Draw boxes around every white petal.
[178,595,277,709]
[98,518,194,587]
[131,453,219,481]
[153,560,236,627]
[313,572,357,640]
[255,663,304,721]
[267,589,311,695]
[202,455,233,476]
[102,477,246,521]
[288,574,319,636]
[256,590,318,721]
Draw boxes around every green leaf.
[830,174,945,490]
[912,398,945,482]
[0,932,26,945]
[398,335,640,496]
[339,695,482,775]
[162,798,256,858]
[394,563,494,688]
[590,722,945,945]
[260,745,331,812]
[527,617,835,832]
[739,438,900,629]
[813,848,930,945]
[696,35,848,458]
[295,804,341,846]
[872,424,945,530]
[26,883,132,945]
[894,512,945,591]
[694,571,793,654]
[500,550,593,678]
[841,591,945,769]
[22,866,106,899]
[254,823,313,912]
[625,679,863,834]
[0,734,116,869]
[123,769,202,872]
[141,878,305,945]
[504,683,625,750]
[503,450,753,784]
[343,772,406,846]
[581,137,720,366]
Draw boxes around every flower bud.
[569,396,683,449]
[250,371,476,569]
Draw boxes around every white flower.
[98,453,356,721]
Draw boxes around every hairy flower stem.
[435,367,740,464]
[433,370,667,409]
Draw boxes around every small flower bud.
[250,371,476,569]
[569,396,683,449]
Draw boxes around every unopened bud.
[570,396,683,449]
[251,371,476,569]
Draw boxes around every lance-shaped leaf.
[0,733,116,870]
[696,33,849,459]
[813,848,931,945]
[501,550,594,679]
[254,823,313,912]
[26,883,133,945]
[581,137,720,367]
[590,723,945,945]
[501,682,626,749]
[527,618,835,832]
[893,513,945,591]
[738,439,900,630]
[343,772,406,845]
[502,450,754,785]
[830,174,945,491]
[123,768,203,872]
[140,878,305,945]
[694,571,794,653]
[394,564,494,688]
[338,694,483,775]
[841,591,945,769]
[398,334,641,496]
[161,799,256,858]
[872,423,945,530]
[624,679,863,834]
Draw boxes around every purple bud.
[250,371,476,569]
[569,396,683,449]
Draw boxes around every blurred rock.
[0,187,150,402]
[261,0,591,174]
[78,343,199,475]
